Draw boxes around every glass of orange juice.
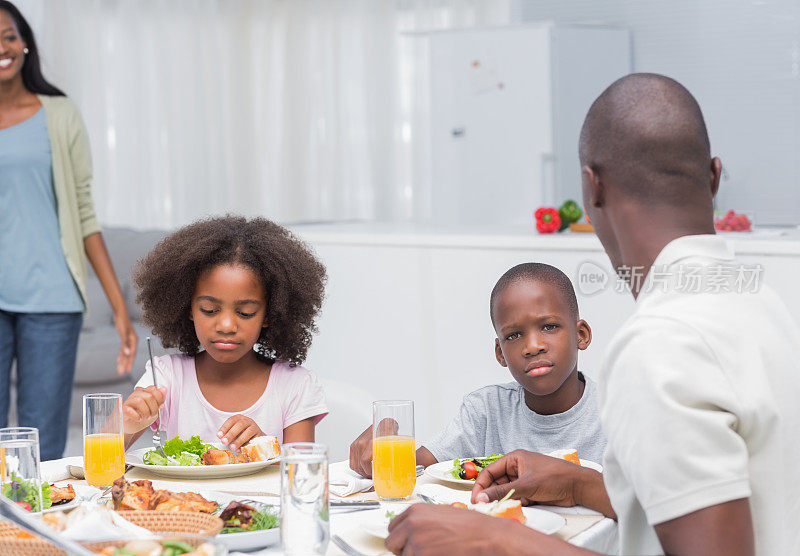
[83,393,125,487]
[372,400,415,501]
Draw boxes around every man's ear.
[710,157,723,198]
[494,338,507,367]
[576,320,592,351]
[582,165,604,208]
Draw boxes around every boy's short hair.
[490,263,579,324]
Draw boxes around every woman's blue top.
[0,108,84,313]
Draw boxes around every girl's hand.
[123,386,166,434]
[218,415,264,451]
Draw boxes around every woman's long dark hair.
[0,1,64,96]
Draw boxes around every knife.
[330,500,380,507]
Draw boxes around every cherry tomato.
[461,461,480,480]
[14,501,31,511]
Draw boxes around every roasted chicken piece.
[49,483,76,505]
[110,476,218,513]
[111,477,155,511]
[149,490,218,513]
[219,501,256,530]
[201,449,250,465]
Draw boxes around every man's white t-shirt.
[599,234,800,555]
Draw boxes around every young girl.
[123,216,328,451]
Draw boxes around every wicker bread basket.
[0,511,223,555]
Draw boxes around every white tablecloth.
[39,458,618,555]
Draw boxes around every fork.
[417,493,438,504]
[147,337,169,460]
[332,534,369,556]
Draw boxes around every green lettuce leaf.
[162,435,214,458]
[1,473,50,511]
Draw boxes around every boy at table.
[349,262,606,476]
[384,74,800,556]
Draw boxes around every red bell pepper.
[535,207,561,234]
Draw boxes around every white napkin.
[328,461,373,497]
[60,505,153,541]
[40,456,83,483]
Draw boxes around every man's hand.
[472,450,585,506]
[472,450,616,519]
[123,386,166,434]
[349,424,374,478]
[217,415,264,451]
[385,503,527,555]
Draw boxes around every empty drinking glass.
[0,427,44,514]
[280,442,329,555]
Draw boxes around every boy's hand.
[349,424,374,478]
[349,418,400,478]
[471,450,586,507]
[218,415,264,452]
[123,386,166,435]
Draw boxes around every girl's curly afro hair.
[133,215,326,365]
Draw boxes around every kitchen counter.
[291,222,800,256]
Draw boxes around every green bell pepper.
[558,200,583,231]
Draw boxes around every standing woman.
[0,1,137,460]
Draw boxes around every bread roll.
[241,435,281,462]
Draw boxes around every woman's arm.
[283,417,316,443]
[84,232,138,374]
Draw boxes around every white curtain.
[19,0,508,229]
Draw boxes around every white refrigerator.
[424,23,631,226]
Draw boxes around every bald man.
[384,74,800,555]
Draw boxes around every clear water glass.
[280,442,329,555]
[0,427,44,515]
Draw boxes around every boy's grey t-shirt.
[424,374,606,463]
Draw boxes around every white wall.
[512,0,800,226]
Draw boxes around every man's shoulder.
[611,280,793,356]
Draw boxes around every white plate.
[43,497,81,514]
[425,458,602,486]
[417,482,602,517]
[219,526,280,551]
[360,504,565,538]
[196,488,281,551]
[125,447,279,479]
[44,484,96,514]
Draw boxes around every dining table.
[37,456,618,555]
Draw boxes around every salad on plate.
[143,436,214,467]
[450,454,504,480]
